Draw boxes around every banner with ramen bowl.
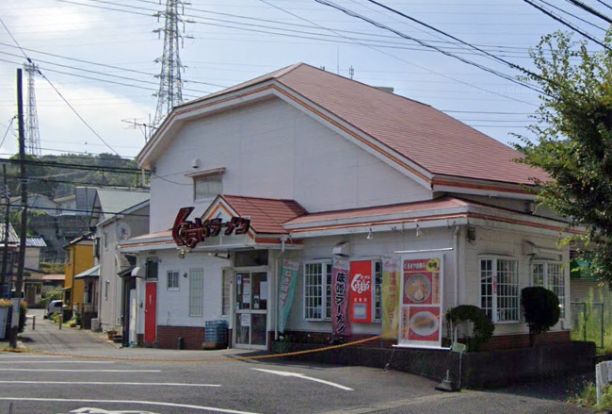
[398,255,444,348]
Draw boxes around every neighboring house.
[23,236,47,306]
[0,222,19,297]
[63,233,95,320]
[119,63,575,351]
[96,199,149,336]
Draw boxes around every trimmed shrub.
[521,286,560,346]
[446,305,494,351]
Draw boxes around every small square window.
[193,175,222,201]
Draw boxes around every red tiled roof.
[285,197,469,226]
[221,195,307,234]
[274,64,547,185]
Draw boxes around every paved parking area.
[0,310,590,414]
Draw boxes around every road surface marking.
[0,398,260,414]
[0,360,115,364]
[0,369,161,373]
[0,380,220,387]
[252,368,354,391]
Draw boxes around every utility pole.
[1,164,10,298]
[9,68,27,349]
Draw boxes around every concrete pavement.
[0,309,590,414]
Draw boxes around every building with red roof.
[119,64,574,353]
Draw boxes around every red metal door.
[144,282,157,345]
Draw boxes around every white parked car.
[45,300,63,319]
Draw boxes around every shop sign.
[398,255,443,348]
[331,256,351,338]
[381,257,400,339]
[172,207,250,248]
[349,260,373,324]
[278,260,299,333]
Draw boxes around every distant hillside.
[6,153,141,199]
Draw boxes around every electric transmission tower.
[24,61,41,156]
[152,0,192,127]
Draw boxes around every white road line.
[0,397,260,414]
[0,369,161,373]
[0,380,219,387]
[0,360,115,364]
[252,368,354,391]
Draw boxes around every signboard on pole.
[331,256,351,338]
[278,259,299,333]
[397,255,444,348]
[381,257,400,339]
[349,260,373,324]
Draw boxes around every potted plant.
[521,287,560,346]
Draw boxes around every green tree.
[516,31,611,283]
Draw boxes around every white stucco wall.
[98,204,149,332]
[285,227,458,336]
[153,250,230,328]
[149,97,431,232]
[462,226,571,336]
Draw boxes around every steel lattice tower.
[152,0,191,127]
[24,61,41,156]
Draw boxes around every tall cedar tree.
[516,31,611,283]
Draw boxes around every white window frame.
[531,261,566,320]
[189,268,204,317]
[303,261,332,321]
[166,270,180,291]
[479,256,520,324]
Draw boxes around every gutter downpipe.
[275,237,287,341]
[453,225,461,307]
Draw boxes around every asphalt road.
[0,310,590,414]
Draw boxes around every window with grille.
[304,262,332,320]
[167,270,179,290]
[480,257,519,323]
[189,268,204,317]
[193,174,222,201]
[532,261,565,319]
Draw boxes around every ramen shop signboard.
[398,255,443,348]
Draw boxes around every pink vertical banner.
[331,255,351,338]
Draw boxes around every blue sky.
[0,0,608,159]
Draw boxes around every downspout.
[275,237,287,341]
[453,226,461,307]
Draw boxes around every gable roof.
[219,195,306,234]
[140,63,547,188]
[94,188,150,221]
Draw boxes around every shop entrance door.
[234,272,268,348]
[144,282,157,345]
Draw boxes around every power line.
[522,0,611,50]
[595,0,612,12]
[2,203,150,218]
[257,0,537,106]
[0,17,123,156]
[362,0,549,86]
[5,174,145,189]
[538,0,607,31]
[0,158,142,174]
[0,117,16,150]
[565,0,612,24]
[311,0,543,93]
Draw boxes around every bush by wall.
[446,305,494,351]
[521,287,560,346]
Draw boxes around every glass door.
[235,272,268,347]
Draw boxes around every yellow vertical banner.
[382,257,400,339]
